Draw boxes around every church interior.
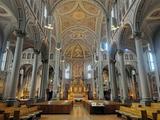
[0,0,160,120]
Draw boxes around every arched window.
[87,64,92,79]
[22,53,26,59]
[44,5,47,18]
[147,51,155,72]
[32,53,34,59]
[27,53,31,59]
[125,54,129,60]
[1,52,7,71]
[103,54,107,60]
[100,42,108,51]
[65,64,70,79]
[50,53,53,59]
[130,54,133,60]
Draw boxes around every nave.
[41,103,120,120]
[0,0,160,120]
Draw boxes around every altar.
[68,78,88,101]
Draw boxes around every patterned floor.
[41,103,121,120]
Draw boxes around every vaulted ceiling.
[53,0,105,60]
[0,0,110,57]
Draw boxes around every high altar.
[66,46,89,101]
[68,77,88,101]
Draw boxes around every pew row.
[32,100,73,114]
[0,102,42,120]
[116,103,160,120]
[83,100,121,114]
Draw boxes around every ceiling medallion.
[72,11,85,20]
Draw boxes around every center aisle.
[41,103,120,120]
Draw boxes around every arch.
[20,64,33,71]
[50,0,108,19]
[133,0,145,32]
[118,24,135,53]
[2,0,27,31]
[49,65,54,80]
[62,25,96,36]
[64,41,92,59]
[125,64,138,100]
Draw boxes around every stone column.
[91,66,96,99]
[154,59,160,101]
[98,53,104,99]
[29,49,40,100]
[6,30,25,105]
[40,59,49,100]
[134,33,151,104]
[109,59,118,101]
[91,55,96,99]
[60,60,65,99]
[18,69,24,98]
[52,47,60,99]
[95,77,99,98]
[118,49,128,103]
[3,41,10,99]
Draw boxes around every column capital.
[133,32,142,39]
[41,59,48,64]
[33,49,40,54]
[15,29,26,37]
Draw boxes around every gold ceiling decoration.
[71,31,85,39]
[65,43,91,58]
[61,28,97,51]
[73,44,83,58]
[61,15,97,32]
[56,0,99,16]
[57,1,76,14]
[56,0,101,32]
[72,10,85,20]
[82,1,99,15]
[55,0,103,58]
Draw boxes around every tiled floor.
[41,103,121,120]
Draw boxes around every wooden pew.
[33,100,73,114]
[0,104,41,120]
[28,106,42,118]
[116,106,143,119]
[131,103,160,119]
[0,113,10,120]
[117,103,160,120]
[14,106,42,120]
